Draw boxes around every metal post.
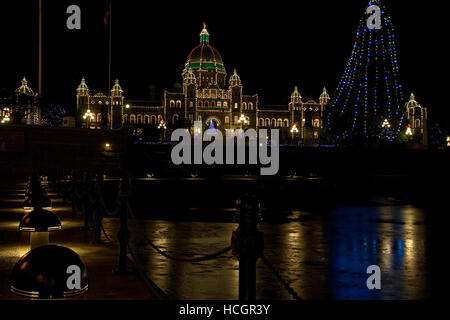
[71,171,77,216]
[115,175,131,274]
[94,172,104,244]
[82,172,89,230]
[231,194,264,301]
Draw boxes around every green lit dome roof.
[405,93,420,109]
[184,24,226,73]
[291,86,302,99]
[184,68,196,80]
[77,78,89,92]
[111,79,123,93]
[320,87,330,100]
[16,77,35,96]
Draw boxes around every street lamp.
[1,108,11,124]
[237,114,249,126]
[405,125,413,136]
[447,137,450,148]
[382,119,391,129]
[158,119,167,141]
[82,109,95,128]
[291,123,299,143]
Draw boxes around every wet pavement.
[0,180,163,300]
[103,204,431,300]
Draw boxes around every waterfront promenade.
[0,179,165,300]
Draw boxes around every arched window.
[234,102,238,109]
[243,102,247,110]
[170,100,175,108]
[172,114,179,124]
[189,101,194,108]
[284,119,289,127]
[198,101,203,107]
[217,101,222,108]
[277,119,283,127]
[265,119,270,127]
[272,119,277,127]
[151,115,156,124]
[313,119,320,128]
[198,115,202,122]
[259,118,264,127]
[223,102,228,108]
[123,114,128,123]
[176,100,182,108]
[225,116,230,124]
[97,113,101,123]
[211,101,216,107]
[415,119,421,129]
[205,101,209,107]
[249,103,253,110]
[144,115,150,124]
[137,115,143,124]
[130,115,136,124]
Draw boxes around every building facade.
[76,24,330,143]
[405,92,428,145]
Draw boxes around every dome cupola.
[76,77,89,95]
[291,86,302,103]
[16,77,35,96]
[111,79,123,97]
[319,87,330,104]
[229,69,242,87]
[184,23,226,73]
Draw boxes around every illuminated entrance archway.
[205,116,221,129]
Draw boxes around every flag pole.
[108,0,112,129]
[108,1,112,94]
[38,0,42,95]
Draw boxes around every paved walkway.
[0,180,165,300]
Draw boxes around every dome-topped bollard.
[20,207,62,250]
[10,173,89,299]
[10,245,88,299]
[20,173,61,250]
[24,173,52,210]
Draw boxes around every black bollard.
[71,171,77,216]
[231,194,264,301]
[93,172,104,244]
[82,172,89,230]
[115,175,131,274]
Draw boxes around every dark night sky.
[0,0,448,128]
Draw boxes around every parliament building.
[75,24,330,143]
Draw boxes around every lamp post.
[83,109,95,129]
[290,123,299,144]
[237,114,248,137]
[406,125,413,136]
[158,119,167,141]
[1,108,11,124]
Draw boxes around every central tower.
[183,23,227,89]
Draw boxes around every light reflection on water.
[103,204,430,300]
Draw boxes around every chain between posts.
[51,171,301,300]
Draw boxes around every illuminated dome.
[405,92,420,109]
[184,23,226,73]
[10,245,88,299]
[15,77,35,96]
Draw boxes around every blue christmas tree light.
[327,0,405,144]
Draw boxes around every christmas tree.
[327,0,405,144]
[42,104,67,127]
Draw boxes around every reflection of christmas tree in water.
[327,0,405,144]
